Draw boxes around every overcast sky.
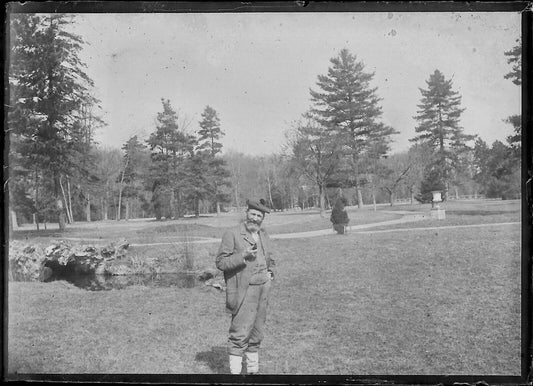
[63,11,521,155]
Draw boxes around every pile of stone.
[8,239,131,282]
[9,239,227,292]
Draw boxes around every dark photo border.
[3,1,531,385]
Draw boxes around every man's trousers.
[227,279,272,356]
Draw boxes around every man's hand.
[244,245,257,261]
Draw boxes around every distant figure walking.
[216,199,276,374]
[330,197,350,234]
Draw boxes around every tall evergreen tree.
[116,135,149,220]
[8,13,101,230]
[504,39,521,156]
[504,39,521,86]
[473,138,520,199]
[309,48,396,207]
[196,106,231,215]
[411,69,475,200]
[197,106,224,157]
[182,153,210,218]
[146,99,195,219]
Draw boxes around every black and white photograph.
[4,1,529,383]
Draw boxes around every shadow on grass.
[195,346,228,374]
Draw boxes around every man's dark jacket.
[216,223,275,314]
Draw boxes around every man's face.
[245,209,264,232]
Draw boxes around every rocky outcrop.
[9,239,130,281]
[9,239,223,291]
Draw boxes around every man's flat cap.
[246,198,271,214]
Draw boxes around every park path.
[130,211,430,246]
[270,211,429,240]
[57,211,520,247]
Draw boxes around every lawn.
[7,200,522,376]
[9,206,402,246]
[374,199,521,229]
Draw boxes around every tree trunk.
[195,196,200,218]
[216,201,221,216]
[86,193,91,222]
[57,197,66,231]
[59,176,72,224]
[267,174,274,209]
[318,184,326,218]
[176,189,182,218]
[103,192,109,220]
[170,189,176,219]
[10,210,19,231]
[117,155,129,221]
[114,191,119,221]
[33,171,39,230]
[125,199,130,221]
[67,177,74,223]
[117,186,123,221]
[33,213,40,231]
[355,178,364,208]
[371,180,377,211]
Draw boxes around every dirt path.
[47,211,520,247]
[130,211,433,245]
[349,221,520,235]
[270,211,429,240]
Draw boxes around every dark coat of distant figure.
[330,198,349,234]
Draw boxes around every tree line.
[7,14,522,229]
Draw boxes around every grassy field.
[6,200,522,376]
[9,206,402,244]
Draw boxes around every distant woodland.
[7,14,522,229]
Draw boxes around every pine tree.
[473,139,520,199]
[484,141,520,200]
[309,48,396,207]
[504,39,521,86]
[504,39,521,156]
[182,153,210,218]
[146,99,196,219]
[8,13,101,230]
[116,136,149,220]
[197,106,223,157]
[411,69,475,200]
[196,106,231,215]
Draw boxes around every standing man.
[216,199,275,375]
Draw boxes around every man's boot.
[245,351,259,374]
[229,354,242,374]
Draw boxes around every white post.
[430,191,445,220]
